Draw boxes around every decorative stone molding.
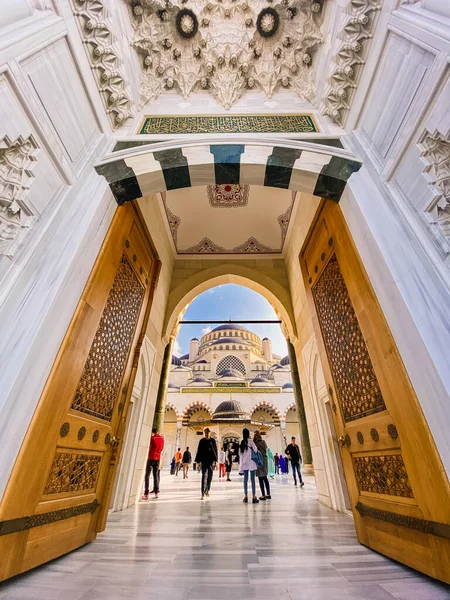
[0,135,39,257]
[419,131,450,242]
[71,0,133,129]
[184,237,226,253]
[125,0,324,110]
[251,400,281,419]
[282,401,296,417]
[322,0,383,126]
[232,237,273,253]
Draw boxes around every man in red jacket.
[142,428,165,500]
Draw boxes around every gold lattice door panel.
[311,254,386,422]
[300,202,450,583]
[72,255,145,420]
[0,204,158,581]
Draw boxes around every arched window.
[239,345,242,350]
[226,345,229,350]
[232,345,236,350]
[216,355,246,376]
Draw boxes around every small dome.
[280,355,290,366]
[167,383,180,391]
[250,375,272,387]
[282,382,294,392]
[212,400,250,421]
[187,374,212,387]
[262,337,269,341]
[196,360,207,364]
[271,363,284,370]
[191,337,199,341]
[217,368,244,379]
[171,355,181,366]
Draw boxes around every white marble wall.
[0,3,113,501]
[344,0,450,476]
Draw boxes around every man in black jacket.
[195,428,218,499]
[285,436,304,487]
[182,447,192,479]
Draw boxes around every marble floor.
[0,471,449,600]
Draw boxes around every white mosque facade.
[163,324,299,464]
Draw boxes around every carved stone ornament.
[322,0,383,126]
[419,131,450,243]
[71,0,133,129]
[0,134,39,257]
[125,0,324,109]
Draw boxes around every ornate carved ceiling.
[124,0,324,109]
[161,185,295,254]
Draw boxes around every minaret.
[189,337,199,362]
[262,337,273,362]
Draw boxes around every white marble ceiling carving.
[161,187,296,254]
[124,0,324,109]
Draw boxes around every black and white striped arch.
[95,143,362,205]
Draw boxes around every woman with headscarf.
[267,447,275,479]
[279,454,286,474]
[239,428,259,504]
[253,431,271,500]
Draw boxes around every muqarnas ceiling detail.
[125,0,325,109]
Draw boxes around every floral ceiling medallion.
[176,8,199,39]
[207,184,250,208]
[256,7,280,38]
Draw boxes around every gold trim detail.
[0,499,99,537]
[139,114,318,135]
[355,502,450,539]
[181,387,281,393]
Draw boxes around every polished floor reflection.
[0,471,449,599]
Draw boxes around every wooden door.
[0,203,160,581]
[300,201,450,583]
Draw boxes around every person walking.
[195,428,218,499]
[219,448,226,478]
[182,447,192,479]
[142,428,164,500]
[174,448,182,476]
[286,436,304,487]
[253,431,271,500]
[274,452,280,474]
[226,443,233,481]
[279,454,286,474]
[267,447,275,479]
[239,428,259,504]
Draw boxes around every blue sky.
[174,284,288,358]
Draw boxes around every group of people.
[142,427,304,502]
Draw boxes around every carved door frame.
[300,200,450,583]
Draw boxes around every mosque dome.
[187,374,212,387]
[167,382,180,391]
[280,355,290,366]
[250,374,272,387]
[217,368,244,379]
[271,363,285,370]
[282,382,294,391]
[211,324,251,333]
[212,400,250,421]
[191,337,199,341]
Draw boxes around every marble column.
[175,420,183,449]
[152,336,175,432]
[287,340,313,466]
